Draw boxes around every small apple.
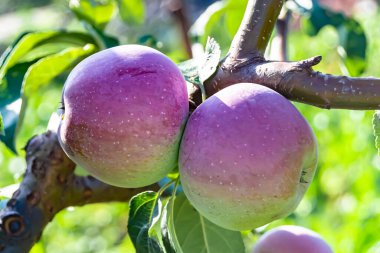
[179,83,318,231]
[252,225,333,253]
[58,45,189,188]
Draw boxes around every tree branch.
[204,57,380,109]
[191,0,380,110]
[0,131,159,253]
[224,0,285,66]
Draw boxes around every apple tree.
[0,0,379,252]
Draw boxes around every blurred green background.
[0,0,379,252]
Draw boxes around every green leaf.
[127,191,164,253]
[191,1,227,45]
[0,42,95,152]
[336,20,367,76]
[0,112,4,136]
[0,31,96,82]
[301,0,367,76]
[161,200,181,253]
[22,44,96,97]
[171,193,245,253]
[69,0,116,30]
[161,180,183,253]
[198,37,221,83]
[178,59,202,86]
[0,62,35,152]
[117,0,145,25]
[82,21,119,49]
[224,0,248,37]
[373,111,380,155]
[0,31,57,81]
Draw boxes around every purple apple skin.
[252,225,334,253]
[58,45,189,188]
[179,83,318,231]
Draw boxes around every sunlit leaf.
[69,0,116,30]
[198,37,221,83]
[127,191,164,253]
[22,44,96,97]
[161,200,181,253]
[82,21,119,49]
[178,59,201,86]
[0,31,96,83]
[0,31,57,81]
[300,0,367,75]
[336,20,367,76]
[171,193,245,253]
[191,1,231,50]
[0,62,34,152]
[117,0,145,25]
[224,0,248,36]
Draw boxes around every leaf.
[0,31,57,81]
[0,31,96,82]
[0,112,4,136]
[69,0,116,30]
[198,37,221,83]
[170,193,245,253]
[82,21,119,49]
[336,19,367,76]
[161,200,181,253]
[127,191,164,253]
[161,180,183,253]
[190,1,227,44]
[177,59,201,86]
[0,41,95,152]
[373,111,380,155]
[224,0,248,37]
[190,0,245,50]
[117,0,145,25]
[300,0,367,75]
[0,62,35,152]
[22,44,96,97]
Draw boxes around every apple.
[252,225,333,253]
[179,83,318,231]
[58,45,189,188]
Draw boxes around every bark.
[0,131,159,252]
[191,0,380,110]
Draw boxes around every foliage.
[0,0,379,253]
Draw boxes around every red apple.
[252,225,333,253]
[58,45,189,188]
[179,83,318,230]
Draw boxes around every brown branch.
[200,57,380,110]
[189,0,380,110]
[224,0,285,66]
[0,131,159,252]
